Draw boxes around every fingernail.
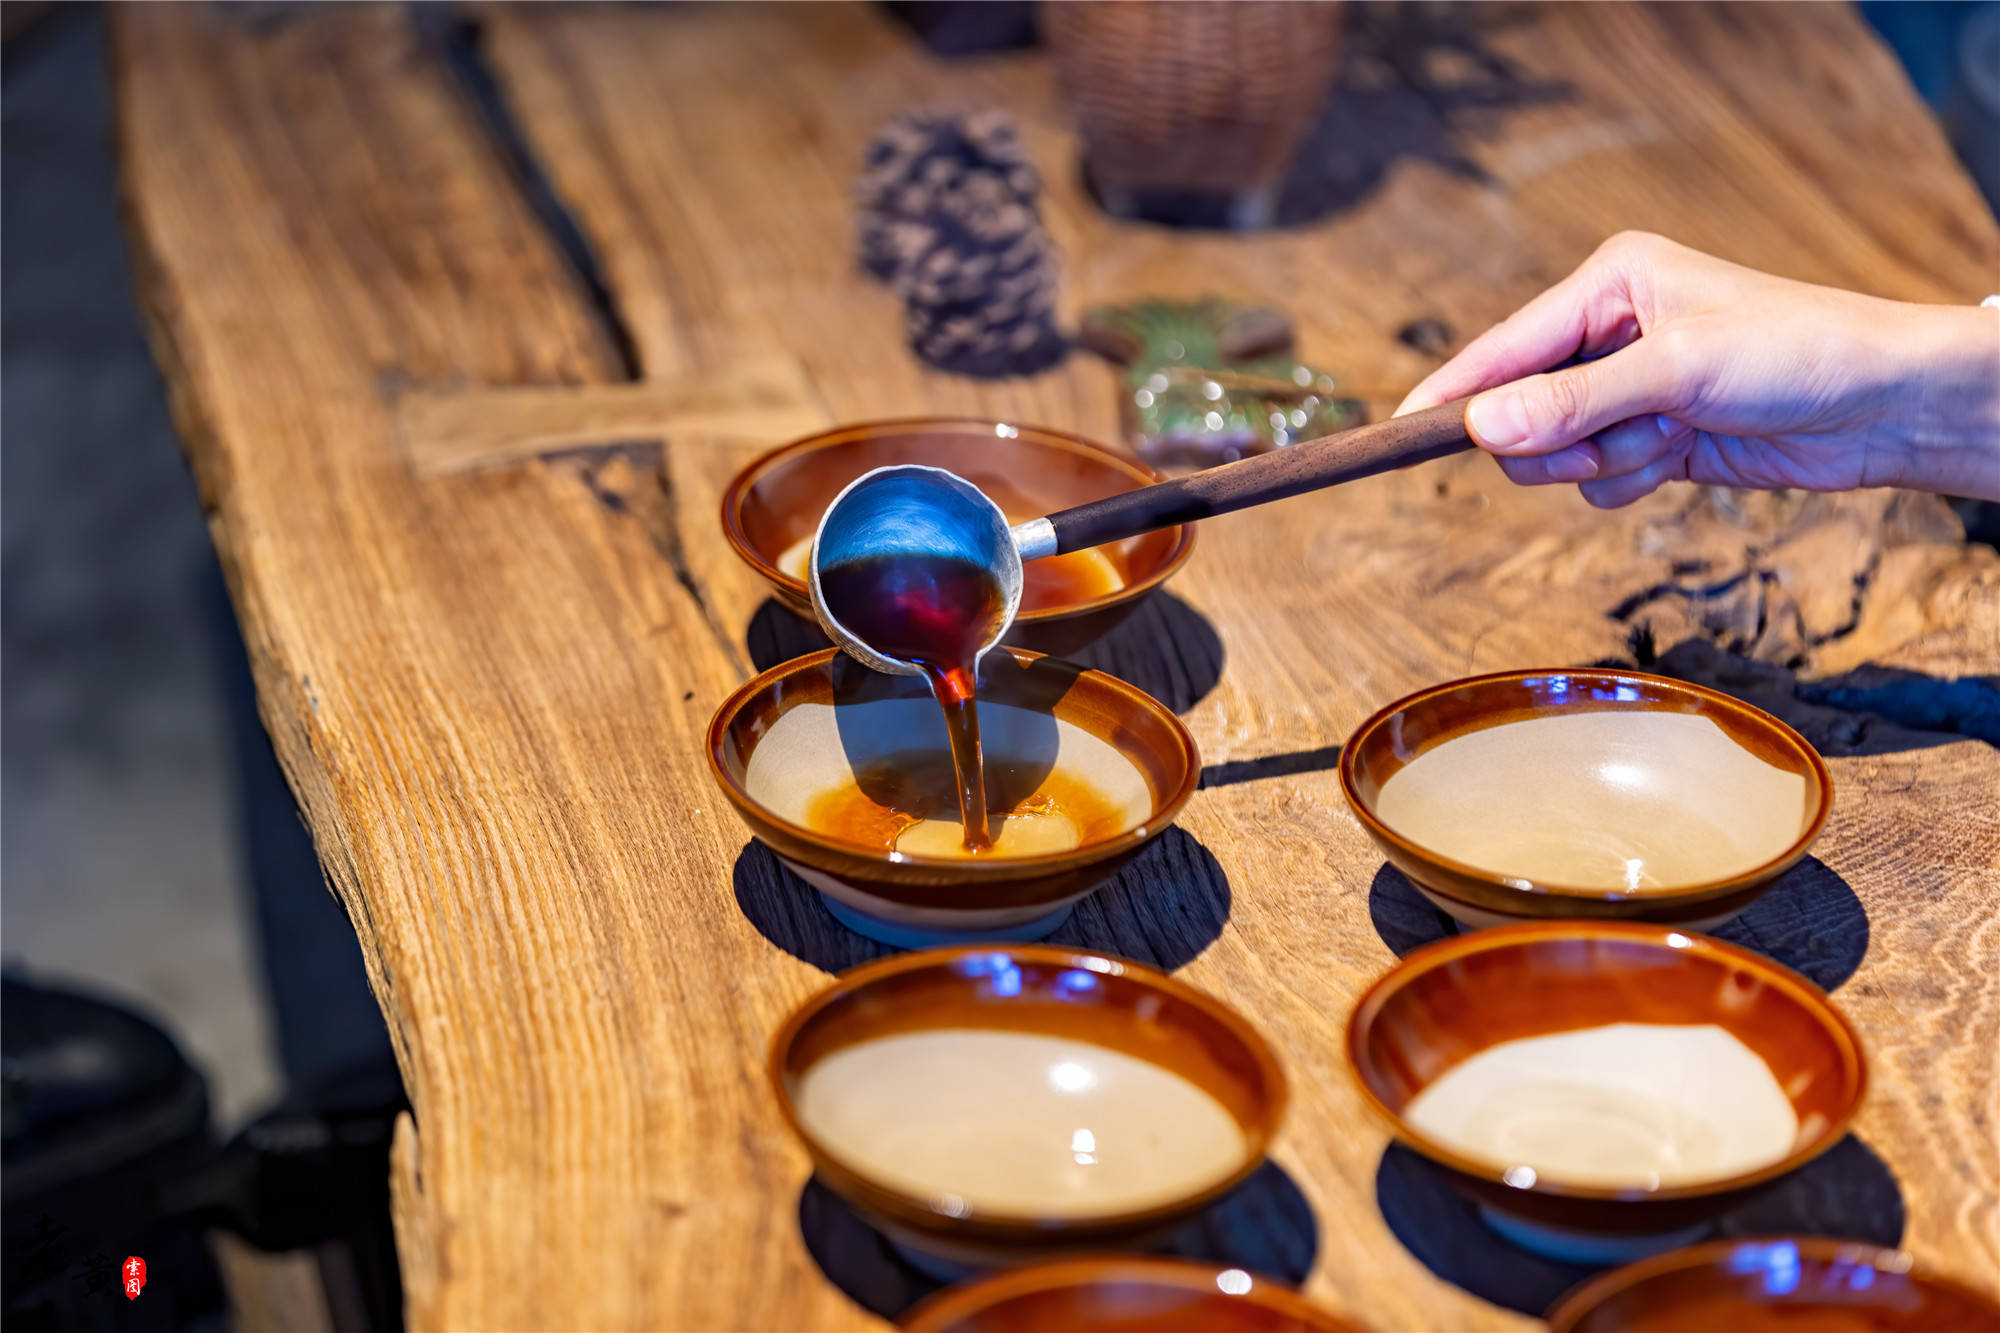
[1467,391,1531,450]
[1545,448,1600,482]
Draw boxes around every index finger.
[1395,252,1639,416]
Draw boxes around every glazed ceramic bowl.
[770,947,1286,1276]
[719,418,1195,655]
[707,647,1199,946]
[1340,669,1831,931]
[1347,923,1866,1263]
[1546,1237,2000,1332]
[904,1257,1365,1333]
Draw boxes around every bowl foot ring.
[1477,1206,1713,1264]
[886,1236,979,1284]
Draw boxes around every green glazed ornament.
[1079,298,1364,468]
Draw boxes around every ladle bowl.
[809,464,1022,677]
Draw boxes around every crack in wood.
[1810,550,1882,654]
[631,460,751,680]
[1611,547,1886,668]
[418,8,640,380]
[1609,568,1756,622]
[1596,505,1999,747]
[409,9,799,678]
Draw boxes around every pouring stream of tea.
[816,552,1003,850]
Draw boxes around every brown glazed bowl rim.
[1344,921,1867,1204]
[902,1255,1364,1333]
[717,416,1198,621]
[705,646,1202,878]
[1544,1235,2000,1332]
[1337,668,1834,906]
[768,945,1288,1239]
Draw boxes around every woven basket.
[1044,0,1343,218]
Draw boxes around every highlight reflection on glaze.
[1574,1240,1996,1333]
[1403,1023,1798,1189]
[794,1029,1247,1217]
[1375,711,1808,890]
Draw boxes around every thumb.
[1466,337,1683,456]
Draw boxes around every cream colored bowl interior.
[1374,711,1809,891]
[796,1027,1250,1219]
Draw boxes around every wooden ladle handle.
[1035,398,1473,555]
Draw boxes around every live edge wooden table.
[114,3,1998,1329]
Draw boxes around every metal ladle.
[809,465,1021,677]
[811,398,1473,674]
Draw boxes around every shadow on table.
[1375,1134,1904,1317]
[798,1159,1319,1322]
[1064,591,1224,716]
[1365,855,1869,991]
[1161,1160,1320,1284]
[1044,826,1231,970]
[1608,639,1998,756]
[1079,3,1569,231]
[1706,858,1870,993]
[745,598,831,674]
[731,825,1230,974]
[1274,3,1571,226]
[743,590,1225,716]
[1199,743,1344,790]
[732,843,892,975]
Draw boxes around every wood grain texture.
[116,3,2000,1330]
[397,367,831,475]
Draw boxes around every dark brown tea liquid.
[805,758,1129,857]
[817,552,1004,850]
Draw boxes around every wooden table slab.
[114,4,1999,1329]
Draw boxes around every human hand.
[1397,231,2000,506]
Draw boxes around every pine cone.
[897,213,1062,376]
[857,111,1065,378]
[856,110,1039,279]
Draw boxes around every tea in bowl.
[770,947,1287,1277]
[719,418,1196,656]
[1340,669,1831,931]
[1545,1237,2000,1332]
[707,647,1199,946]
[1346,923,1866,1263]
[904,1257,1366,1333]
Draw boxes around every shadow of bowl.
[1374,1134,1904,1316]
[1366,855,1869,992]
[798,1158,1321,1323]
[734,823,1233,975]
